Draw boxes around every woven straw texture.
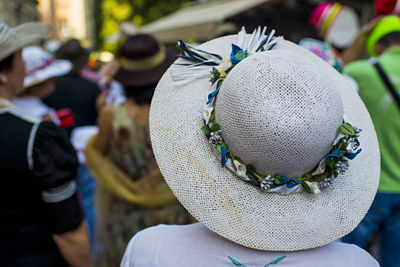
[150,35,380,251]
[0,22,49,61]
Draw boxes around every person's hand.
[96,90,110,112]
[99,59,120,85]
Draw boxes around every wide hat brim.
[0,22,50,61]
[150,35,380,251]
[24,59,72,88]
[114,47,177,87]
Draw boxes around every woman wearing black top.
[0,21,93,266]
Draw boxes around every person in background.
[341,16,400,267]
[89,33,193,267]
[12,46,72,125]
[121,27,379,267]
[0,21,92,267]
[44,39,102,136]
[44,39,104,257]
[299,38,359,92]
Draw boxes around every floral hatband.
[175,27,362,194]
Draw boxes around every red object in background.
[375,0,400,16]
[55,108,75,128]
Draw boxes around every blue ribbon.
[221,146,230,167]
[230,44,247,64]
[323,146,341,161]
[279,177,301,188]
[206,90,218,104]
[344,148,362,160]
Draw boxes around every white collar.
[0,97,13,107]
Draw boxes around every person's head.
[22,46,71,99]
[0,21,49,98]
[375,31,400,55]
[149,27,380,251]
[0,50,26,97]
[367,15,400,56]
[114,33,177,101]
[124,84,157,105]
[56,38,90,74]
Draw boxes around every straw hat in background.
[149,27,380,251]
[0,21,50,61]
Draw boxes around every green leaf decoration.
[246,164,256,172]
[210,123,221,131]
[246,171,258,183]
[210,110,215,123]
[201,125,211,136]
[339,122,355,136]
[225,64,235,73]
[311,171,331,182]
[301,182,312,194]
[326,159,335,170]
[274,178,284,185]
[211,67,220,83]
[265,255,287,267]
[235,51,248,61]
[228,256,247,267]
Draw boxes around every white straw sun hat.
[150,27,380,251]
[0,21,50,61]
[23,46,71,88]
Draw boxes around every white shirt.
[12,96,55,120]
[121,223,379,267]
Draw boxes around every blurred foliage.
[94,0,193,51]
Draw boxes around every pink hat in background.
[309,2,342,39]
[309,2,359,48]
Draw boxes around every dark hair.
[124,84,157,104]
[377,32,400,48]
[0,53,15,72]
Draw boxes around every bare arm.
[53,222,93,267]
[93,104,113,154]
[342,17,382,65]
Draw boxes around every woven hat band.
[119,46,166,71]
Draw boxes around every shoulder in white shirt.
[13,96,54,119]
[121,223,379,267]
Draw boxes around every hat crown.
[119,34,161,60]
[23,46,53,75]
[215,50,343,177]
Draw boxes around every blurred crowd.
[1,1,400,267]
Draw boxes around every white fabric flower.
[346,141,358,153]
[305,181,321,194]
[203,107,213,124]
[233,160,247,177]
[312,160,326,175]
[218,55,232,73]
